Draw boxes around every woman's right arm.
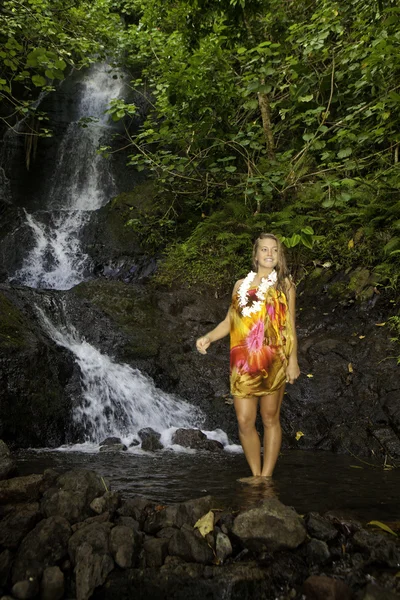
[196,279,242,354]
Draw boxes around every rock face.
[0,462,399,600]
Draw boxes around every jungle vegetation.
[2,0,400,290]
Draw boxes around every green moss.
[348,267,371,294]
[0,293,33,350]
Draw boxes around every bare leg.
[233,396,261,477]
[259,385,285,477]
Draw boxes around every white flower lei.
[237,270,277,317]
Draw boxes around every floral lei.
[237,270,277,317]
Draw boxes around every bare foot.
[237,475,265,485]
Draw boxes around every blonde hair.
[252,233,290,294]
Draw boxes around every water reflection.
[15,448,400,522]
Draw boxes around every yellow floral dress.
[230,285,293,398]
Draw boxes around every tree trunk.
[257,88,275,160]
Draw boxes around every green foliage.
[103,0,400,288]
[0,0,123,133]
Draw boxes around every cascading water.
[12,63,124,290]
[38,307,205,448]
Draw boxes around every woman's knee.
[236,412,256,434]
[260,408,280,429]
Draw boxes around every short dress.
[230,285,294,398]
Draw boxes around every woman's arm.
[196,279,242,354]
[286,279,300,383]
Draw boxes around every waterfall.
[38,307,205,447]
[11,63,125,290]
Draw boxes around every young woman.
[196,233,300,482]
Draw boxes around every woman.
[196,233,300,481]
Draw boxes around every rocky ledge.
[0,443,399,600]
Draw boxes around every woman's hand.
[196,336,211,354]
[286,361,300,384]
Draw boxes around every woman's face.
[256,238,279,270]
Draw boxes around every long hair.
[252,233,290,295]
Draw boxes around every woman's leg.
[259,385,285,477]
[233,396,261,476]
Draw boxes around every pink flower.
[246,320,265,353]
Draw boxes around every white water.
[39,308,207,448]
[12,64,125,290]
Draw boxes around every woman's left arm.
[286,280,300,384]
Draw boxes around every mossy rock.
[348,267,371,295]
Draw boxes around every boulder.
[303,575,352,600]
[352,529,400,567]
[232,498,307,553]
[305,512,338,541]
[41,469,108,524]
[109,526,138,569]
[40,566,64,600]
[143,538,170,567]
[215,532,232,564]
[0,549,12,587]
[144,496,214,535]
[171,429,223,452]
[138,428,163,451]
[90,492,120,516]
[168,526,214,564]
[0,474,43,505]
[12,516,71,583]
[0,504,42,549]
[11,578,39,600]
[68,522,114,600]
[0,441,17,480]
[305,539,331,566]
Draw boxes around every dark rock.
[99,444,127,453]
[0,504,42,549]
[269,551,308,586]
[356,583,400,600]
[117,496,154,523]
[303,575,353,599]
[138,428,163,451]
[40,566,64,600]
[144,496,214,535]
[171,429,223,452]
[109,526,138,569]
[0,442,17,481]
[68,522,114,600]
[90,492,120,516]
[156,527,177,539]
[305,538,331,566]
[143,538,169,567]
[0,550,12,587]
[232,498,307,553]
[305,512,338,541]
[215,532,232,564]
[41,469,108,524]
[0,475,43,505]
[11,578,39,600]
[168,527,214,565]
[12,516,71,583]
[98,437,122,446]
[371,427,400,458]
[71,512,111,533]
[115,516,140,532]
[352,529,400,567]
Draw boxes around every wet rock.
[143,538,169,567]
[99,444,127,453]
[117,496,153,523]
[232,498,307,553]
[172,429,223,452]
[99,437,122,446]
[144,496,214,535]
[303,575,352,599]
[41,469,108,524]
[0,549,12,587]
[68,522,114,600]
[90,492,120,515]
[156,527,177,539]
[138,428,163,451]
[11,578,39,600]
[371,427,400,458]
[352,529,400,567]
[40,566,64,600]
[0,474,43,505]
[305,512,338,541]
[110,526,138,569]
[0,504,42,549]
[356,583,400,600]
[269,551,308,586]
[115,516,140,532]
[72,512,111,533]
[12,516,71,583]
[168,526,214,565]
[0,441,17,481]
[215,532,232,564]
[305,539,331,565]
